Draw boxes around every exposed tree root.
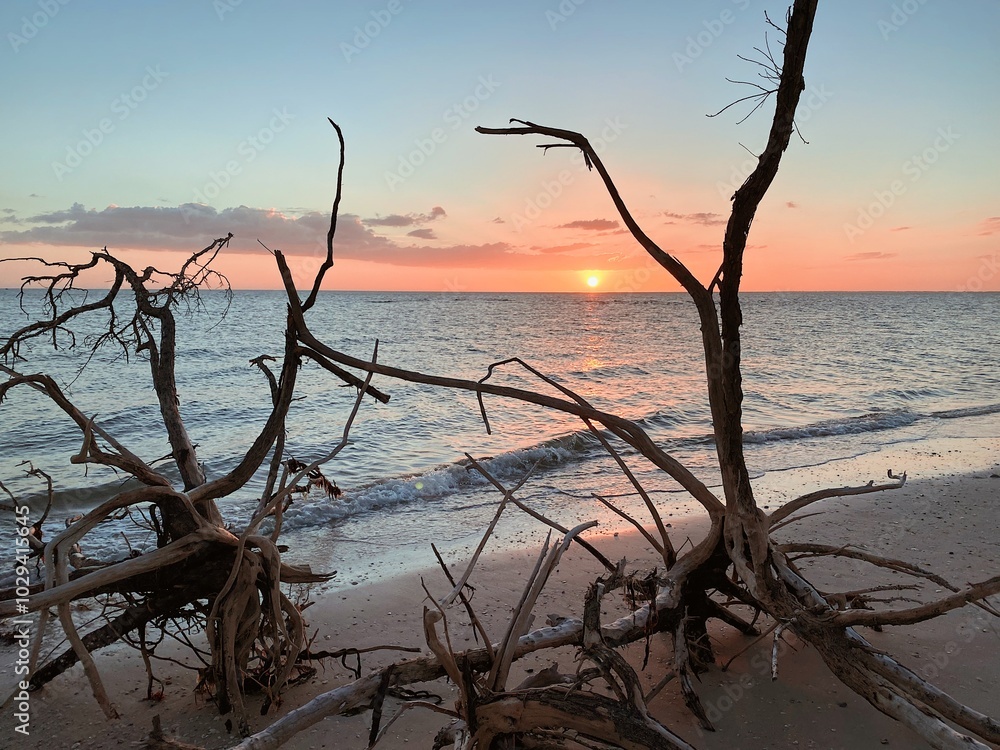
[1,154,361,735]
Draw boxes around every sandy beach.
[2,432,998,750]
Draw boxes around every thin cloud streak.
[844,251,898,262]
[363,206,446,227]
[662,211,725,226]
[977,216,1000,235]
[555,219,620,231]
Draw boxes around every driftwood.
[0,122,384,736]
[234,2,996,748]
[4,2,1000,748]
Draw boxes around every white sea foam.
[743,409,920,444]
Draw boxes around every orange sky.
[2,3,998,293]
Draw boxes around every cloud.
[363,206,446,228]
[662,211,725,226]
[977,216,1000,235]
[845,251,898,262]
[0,202,639,271]
[555,219,620,231]
[531,242,594,255]
[406,228,436,240]
[3,203,337,251]
[0,202,461,265]
[785,201,798,209]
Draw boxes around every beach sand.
[1,434,998,750]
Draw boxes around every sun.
[586,274,600,289]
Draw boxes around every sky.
[1,0,998,293]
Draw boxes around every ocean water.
[2,290,998,581]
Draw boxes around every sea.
[2,290,998,587]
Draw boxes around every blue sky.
[2,0,998,291]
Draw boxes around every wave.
[276,431,601,531]
[743,409,920,444]
[875,386,949,402]
[20,400,1000,532]
[565,363,653,381]
[16,472,179,515]
[930,403,1000,420]
[281,402,997,530]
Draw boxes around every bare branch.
[296,346,391,403]
[301,119,346,312]
[270,301,724,517]
[819,576,1000,628]
[465,453,616,573]
[768,470,907,527]
[0,368,170,487]
[477,119,708,301]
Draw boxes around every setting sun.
[586,275,600,288]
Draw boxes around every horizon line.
[2,287,992,295]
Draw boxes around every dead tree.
[234,2,1000,748]
[0,122,394,736]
